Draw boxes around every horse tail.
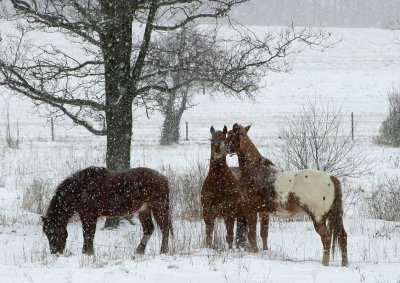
[165,180,174,239]
[328,175,348,265]
[236,216,247,247]
[162,177,174,238]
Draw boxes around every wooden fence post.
[185,121,189,141]
[51,118,55,141]
[351,112,354,140]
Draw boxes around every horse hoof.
[249,247,258,253]
[205,244,213,249]
[342,261,349,267]
[82,249,94,256]
[136,249,145,255]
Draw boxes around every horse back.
[81,167,169,216]
[274,169,335,221]
[114,167,168,199]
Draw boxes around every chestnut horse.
[225,123,348,266]
[201,126,248,249]
[42,166,171,255]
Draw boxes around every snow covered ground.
[1,27,400,282]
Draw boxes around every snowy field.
[1,27,400,282]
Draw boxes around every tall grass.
[162,161,207,220]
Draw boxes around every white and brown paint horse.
[224,123,348,266]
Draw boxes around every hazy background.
[230,0,400,28]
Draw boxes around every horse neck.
[237,136,263,170]
[46,184,78,227]
[209,154,228,171]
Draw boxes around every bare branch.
[277,98,371,178]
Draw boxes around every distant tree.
[376,87,400,147]
[0,0,330,227]
[144,24,331,145]
[144,25,219,145]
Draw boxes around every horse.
[201,125,248,249]
[224,123,348,266]
[41,166,171,255]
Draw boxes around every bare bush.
[365,177,400,221]
[162,162,207,220]
[277,99,368,178]
[375,87,400,147]
[22,178,52,215]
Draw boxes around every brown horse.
[201,126,247,249]
[42,166,171,255]
[225,123,348,266]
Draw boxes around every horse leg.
[79,213,97,255]
[151,205,170,254]
[259,212,269,250]
[224,216,235,249]
[246,213,258,253]
[136,210,155,255]
[235,216,247,249]
[313,220,331,266]
[203,214,215,248]
[338,220,349,266]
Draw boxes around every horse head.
[41,216,68,254]
[224,123,251,155]
[209,125,228,159]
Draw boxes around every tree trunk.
[100,0,134,229]
[160,88,188,145]
[160,112,182,145]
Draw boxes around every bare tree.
[144,24,332,144]
[144,25,215,145]
[144,24,258,145]
[277,99,368,178]
[0,0,330,227]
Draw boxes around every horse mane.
[46,166,108,219]
[241,132,276,166]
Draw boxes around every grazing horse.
[224,123,348,266]
[201,126,247,249]
[41,166,171,255]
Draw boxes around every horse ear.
[233,123,240,136]
[245,125,251,132]
[223,125,227,134]
[233,123,238,131]
[210,126,215,134]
